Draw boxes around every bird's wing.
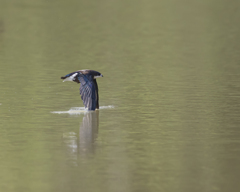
[78,74,98,110]
[61,72,80,83]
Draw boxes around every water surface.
[1,1,240,192]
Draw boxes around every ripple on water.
[51,105,114,114]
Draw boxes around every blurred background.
[1,0,240,192]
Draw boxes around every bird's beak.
[100,74,103,77]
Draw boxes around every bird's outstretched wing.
[78,74,98,110]
[61,72,80,83]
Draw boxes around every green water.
[1,0,240,191]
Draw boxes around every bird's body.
[61,69,103,111]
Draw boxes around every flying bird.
[61,69,103,111]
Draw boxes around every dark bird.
[61,69,103,111]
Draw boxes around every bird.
[61,69,103,111]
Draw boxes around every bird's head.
[94,72,103,79]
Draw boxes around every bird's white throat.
[94,75,103,79]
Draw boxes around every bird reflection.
[79,111,99,155]
[63,111,99,165]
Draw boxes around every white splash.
[51,107,87,114]
[99,105,114,109]
[51,105,114,114]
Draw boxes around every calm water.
[1,1,240,192]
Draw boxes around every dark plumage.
[61,69,103,111]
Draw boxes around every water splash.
[51,105,114,114]
[99,105,115,109]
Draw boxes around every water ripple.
[51,105,114,114]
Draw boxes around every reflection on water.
[63,111,99,165]
[79,111,99,155]
[62,132,78,166]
